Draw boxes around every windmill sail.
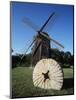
[39,12,55,32]
[50,38,64,48]
[22,17,39,31]
[20,39,35,60]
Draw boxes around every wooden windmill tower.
[32,32,50,65]
[21,12,64,66]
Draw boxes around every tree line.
[12,49,74,68]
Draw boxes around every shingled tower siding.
[32,32,50,66]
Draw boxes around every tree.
[50,49,74,68]
[64,51,71,65]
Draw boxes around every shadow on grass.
[62,78,74,89]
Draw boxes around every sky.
[11,2,74,55]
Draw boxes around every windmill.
[18,11,64,90]
[21,12,64,66]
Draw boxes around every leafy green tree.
[12,49,74,68]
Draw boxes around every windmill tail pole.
[39,12,55,32]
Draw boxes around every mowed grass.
[12,67,74,98]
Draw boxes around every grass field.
[12,67,74,98]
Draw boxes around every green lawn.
[12,67,74,98]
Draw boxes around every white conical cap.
[33,58,63,90]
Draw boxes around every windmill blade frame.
[20,39,36,61]
[33,41,42,57]
[50,38,64,49]
[37,31,64,49]
[22,17,39,31]
[39,12,55,32]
